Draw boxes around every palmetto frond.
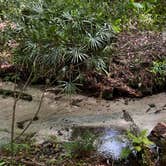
[24,0,44,14]
[87,57,108,74]
[62,12,73,21]
[87,33,103,50]
[95,58,108,73]
[68,47,88,64]
[22,41,39,60]
[58,80,80,95]
[87,24,115,51]
[43,47,64,66]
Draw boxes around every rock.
[122,110,134,122]
[148,103,156,108]
[148,122,166,147]
[154,109,162,114]
[148,122,166,166]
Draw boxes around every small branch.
[15,78,57,139]
[15,91,45,140]
[21,159,45,166]
[10,83,17,164]
[10,71,33,163]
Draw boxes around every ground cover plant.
[0,0,115,90]
[0,0,166,165]
[0,0,165,95]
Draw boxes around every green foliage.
[121,130,153,159]
[2,143,30,155]
[151,60,166,85]
[0,161,5,166]
[58,80,80,95]
[63,131,96,159]
[153,0,166,28]
[0,0,165,90]
[127,130,153,152]
[121,147,131,159]
[121,130,155,166]
[3,73,21,82]
[110,0,163,31]
[151,60,166,76]
[0,0,115,87]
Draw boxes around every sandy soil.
[0,81,166,144]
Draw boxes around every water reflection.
[72,126,128,160]
[97,129,128,160]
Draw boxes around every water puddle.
[71,126,128,160]
[97,128,128,160]
[70,126,163,165]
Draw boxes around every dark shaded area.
[0,89,32,101]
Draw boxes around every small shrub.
[121,130,155,166]
[151,60,166,76]
[151,60,166,85]
[63,131,96,159]
[0,0,115,86]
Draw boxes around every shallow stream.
[0,81,166,164]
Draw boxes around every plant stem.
[15,91,45,140]
[10,71,33,164]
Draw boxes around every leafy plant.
[151,60,166,76]
[58,80,80,95]
[127,130,153,152]
[121,130,154,166]
[109,0,162,31]
[0,161,6,166]
[3,73,21,82]
[63,131,96,159]
[151,60,166,85]
[2,143,30,155]
[0,0,115,86]
[0,0,164,90]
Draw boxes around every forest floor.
[85,31,166,98]
[0,30,166,165]
[0,81,166,165]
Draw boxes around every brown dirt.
[84,31,166,99]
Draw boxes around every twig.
[10,82,17,165]
[15,91,45,140]
[15,77,58,139]
[10,71,33,164]
[21,159,45,166]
